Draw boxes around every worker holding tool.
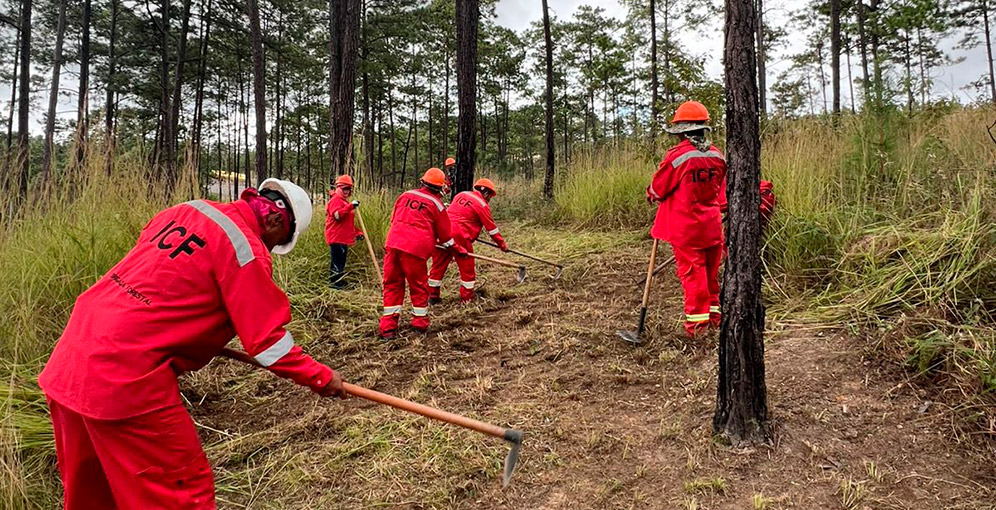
[380,167,465,338]
[37,179,345,509]
[647,100,728,337]
[325,174,363,289]
[429,178,507,303]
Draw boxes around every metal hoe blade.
[551,265,564,280]
[516,266,527,284]
[502,429,524,487]
[615,329,642,345]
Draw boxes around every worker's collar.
[421,185,443,197]
[473,189,491,203]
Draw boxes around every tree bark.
[75,0,92,171]
[830,0,841,117]
[650,0,659,139]
[715,0,770,446]
[165,0,191,193]
[454,0,479,194]
[870,0,882,109]
[192,0,213,173]
[42,0,68,183]
[542,0,555,199]
[16,0,31,197]
[248,0,266,183]
[5,19,19,169]
[328,0,361,181]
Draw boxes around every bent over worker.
[325,174,363,288]
[647,100,728,338]
[429,178,508,303]
[380,168,466,338]
[38,179,345,510]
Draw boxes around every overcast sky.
[3,0,991,136]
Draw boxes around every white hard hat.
[260,178,312,255]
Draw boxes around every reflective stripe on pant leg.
[673,244,711,326]
[382,249,405,316]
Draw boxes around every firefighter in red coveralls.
[443,157,456,195]
[647,101,728,338]
[37,179,345,510]
[380,168,466,339]
[325,174,363,289]
[428,178,508,303]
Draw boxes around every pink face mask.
[241,188,292,239]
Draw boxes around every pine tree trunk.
[105,0,119,175]
[166,0,191,193]
[870,0,882,109]
[154,0,171,177]
[328,0,361,181]
[856,0,870,102]
[16,0,31,197]
[715,0,770,446]
[846,47,856,112]
[4,14,19,167]
[542,0,555,199]
[756,0,766,118]
[248,0,266,183]
[454,0,478,194]
[830,0,840,117]
[984,0,996,104]
[650,0,659,138]
[192,0,213,174]
[42,0,68,183]
[444,38,450,156]
[75,0,92,171]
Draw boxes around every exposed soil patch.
[184,227,995,509]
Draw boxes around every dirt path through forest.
[185,226,995,509]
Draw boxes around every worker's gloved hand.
[645,187,656,205]
[351,200,360,209]
[318,370,345,399]
[450,244,469,258]
[493,234,509,252]
[355,233,365,241]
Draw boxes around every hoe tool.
[436,245,527,283]
[218,348,525,486]
[354,208,382,287]
[617,239,659,345]
[475,238,563,280]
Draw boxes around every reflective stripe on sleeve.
[648,186,661,199]
[460,280,475,289]
[427,279,442,288]
[334,211,340,221]
[686,313,711,323]
[709,306,721,314]
[671,150,725,168]
[255,331,294,367]
[407,191,444,211]
[465,191,488,208]
[186,200,255,267]
[440,238,455,248]
[383,305,402,316]
[487,227,500,236]
[411,307,428,317]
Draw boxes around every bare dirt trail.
[184,226,995,509]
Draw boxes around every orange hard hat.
[421,167,446,187]
[474,178,497,196]
[671,101,710,123]
[335,174,354,188]
[444,157,456,167]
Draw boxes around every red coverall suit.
[325,189,361,286]
[38,199,335,510]
[428,190,506,302]
[648,139,728,337]
[381,187,456,336]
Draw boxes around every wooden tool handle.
[343,383,507,439]
[467,251,522,269]
[640,239,659,308]
[476,238,561,268]
[354,209,382,282]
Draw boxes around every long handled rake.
[435,245,527,283]
[475,238,563,280]
[354,208,381,287]
[616,239,659,345]
[218,348,524,486]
